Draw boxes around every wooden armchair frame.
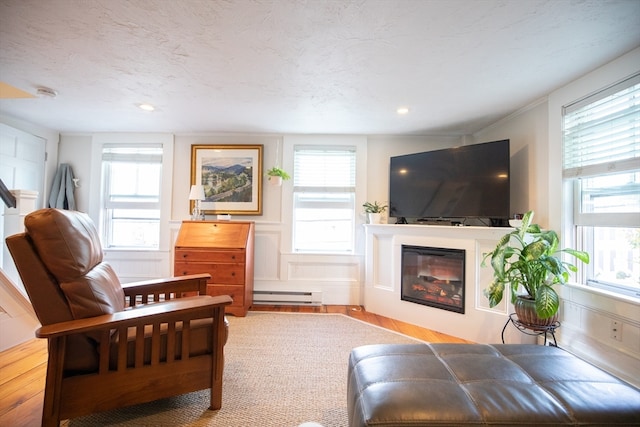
[37,273,231,427]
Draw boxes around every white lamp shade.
[189,184,205,200]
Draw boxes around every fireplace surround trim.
[363,223,517,344]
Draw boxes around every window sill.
[565,281,640,305]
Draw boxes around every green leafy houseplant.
[362,201,388,213]
[266,166,291,180]
[482,210,589,321]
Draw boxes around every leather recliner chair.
[6,208,232,427]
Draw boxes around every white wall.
[549,47,640,386]
[55,134,92,212]
[472,100,549,223]
[471,47,640,386]
[171,134,283,222]
[56,131,460,304]
[0,116,59,350]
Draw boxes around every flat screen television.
[389,139,510,224]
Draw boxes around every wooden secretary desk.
[174,220,255,316]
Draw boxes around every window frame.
[101,144,163,249]
[292,145,357,254]
[89,134,174,252]
[561,73,640,298]
[280,135,368,256]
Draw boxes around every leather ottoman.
[347,343,640,426]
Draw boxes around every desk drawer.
[175,262,245,285]
[175,249,245,263]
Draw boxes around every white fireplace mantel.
[364,223,534,344]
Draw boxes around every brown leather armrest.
[36,294,231,339]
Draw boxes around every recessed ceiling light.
[397,107,409,115]
[138,103,155,111]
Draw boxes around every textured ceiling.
[0,0,639,136]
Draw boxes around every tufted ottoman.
[347,343,640,426]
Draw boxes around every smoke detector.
[36,87,58,98]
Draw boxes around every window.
[101,144,163,249]
[562,73,640,298]
[292,146,356,253]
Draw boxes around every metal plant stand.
[502,313,560,346]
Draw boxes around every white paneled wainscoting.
[364,224,640,388]
[106,220,363,307]
[246,220,363,306]
[557,284,640,387]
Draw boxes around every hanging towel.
[48,163,76,210]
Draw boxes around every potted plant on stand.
[266,166,290,186]
[363,201,388,224]
[483,210,589,327]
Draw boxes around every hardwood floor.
[0,337,48,427]
[0,305,470,426]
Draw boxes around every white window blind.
[563,73,640,179]
[292,146,357,253]
[102,144,163,163]
[101,144,163,248]
[102,144,162,209]
[293,146,356,190]
[562,74,640,227]
[562,74,640,297]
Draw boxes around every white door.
[0,123,46,285]
[0,123,45,350]
[0,123,46,208]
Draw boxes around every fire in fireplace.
[401,245,465,314]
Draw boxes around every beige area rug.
[68,311,422,427]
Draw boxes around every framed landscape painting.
[190,144,263,215]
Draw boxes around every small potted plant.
[363,201,388,224]
[482,210,589,327]
[266,166,291,186]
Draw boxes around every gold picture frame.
[190,144,263,215]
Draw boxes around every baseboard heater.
[253,290,322,306]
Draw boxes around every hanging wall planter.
[266,166,290,187]
[268,176,283,186]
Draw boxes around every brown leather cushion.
[5,231,103,373]
[24,208,104,282]
[5,233,75,326]
[60,263,125,320]
[24,209,125,319]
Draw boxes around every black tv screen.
[389,140,510,221]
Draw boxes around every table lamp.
[189,184,205,220]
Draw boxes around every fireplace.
[401,245,465,314]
